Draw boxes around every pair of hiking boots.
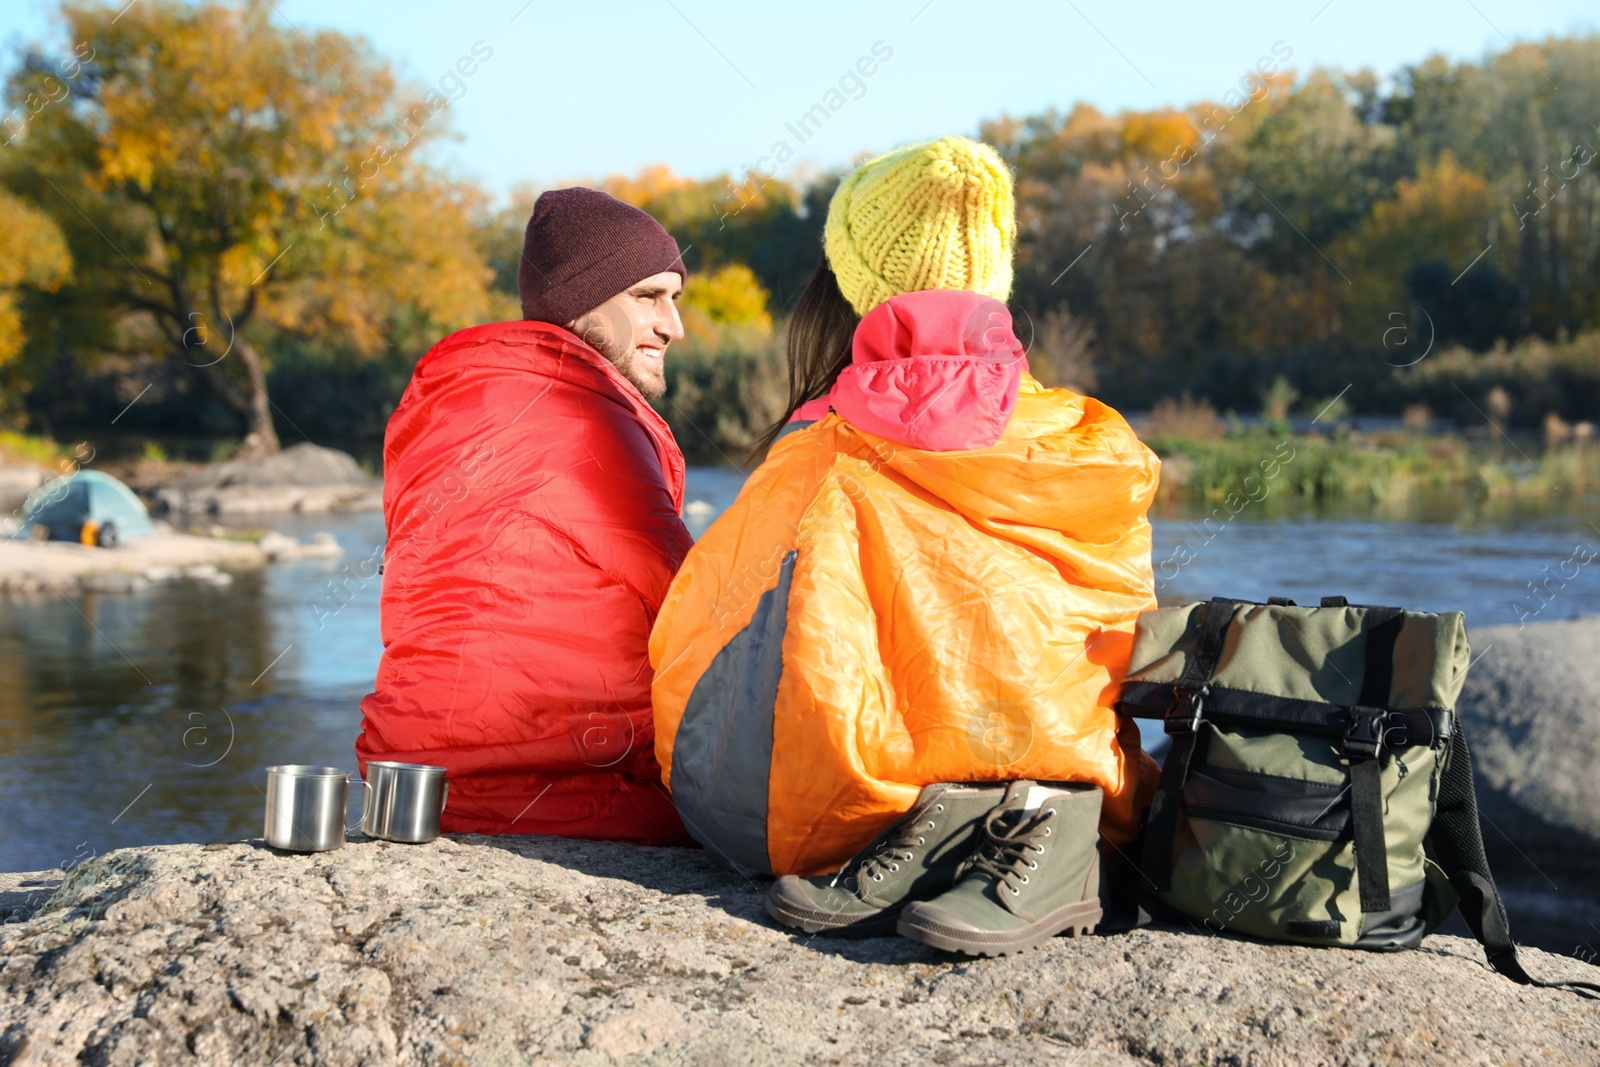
[766,780,1103,956]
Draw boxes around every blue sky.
[4,0,1598,201]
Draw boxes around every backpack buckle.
[1343,706,1387,759]
[1165,685,1208,735]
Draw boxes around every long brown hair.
[748,258,861,463]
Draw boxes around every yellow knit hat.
[824,135,1016,316]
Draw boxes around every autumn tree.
[990,101,1283,403]
[679,263,773,342]
[600,165,826,308]
[1393,37,1600,338]
[0,192,71,374]
[1,0,496,455]
[1335,152,1518,351]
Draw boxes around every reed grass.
[1147,430,1600,501]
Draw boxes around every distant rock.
[78,572,150,595]
[0,836,1595,1067]
[258,529,343,562]
[180,443,372,489]
[150,444,381,515]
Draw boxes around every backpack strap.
[1346,607,1403,914]
[1141,597,1236,892]
[1428,722,1600,996]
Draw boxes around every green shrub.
[655,325,788,465]
[1399,332,1600,429]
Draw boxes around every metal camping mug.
[263,765,369,852]
[360,762,449,843]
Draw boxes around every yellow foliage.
[680,264,773,344]
[1120,109,1201,161]
[1058,102,1119,156]
[262,181,496,354]
[0,193,71,365]
[599,162,800,240]
[0,298,23,370]
[0,429,70,465]
[0,0,512,450]
[599,165,695,208]
[1360,152,1489,258]
[1339,152,1491,326]
[7,0,497,401]
[81,0,382,200]
[0,193,72,292]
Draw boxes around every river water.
[2,468,1597,873]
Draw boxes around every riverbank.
[0,528,341,596]
[2,835,1596,1067]
[0,439,368,596]
[1149,428,1600,502]
[0,533,263,595]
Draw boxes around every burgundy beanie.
[518,187,687,324]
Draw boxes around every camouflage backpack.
[1118,595,1597,993]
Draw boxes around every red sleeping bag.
[357,319,696,844]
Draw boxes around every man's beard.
[609,346,667,400]
[578,323,666,400]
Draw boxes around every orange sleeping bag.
[650,290,1161,876]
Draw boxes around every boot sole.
[765,895,900,938]
[896,899,1103,957]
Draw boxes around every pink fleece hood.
[817,289,1028,451]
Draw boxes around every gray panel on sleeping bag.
[669,550,796,878]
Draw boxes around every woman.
[651,137,1160,954]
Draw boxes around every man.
[357,187,696,844]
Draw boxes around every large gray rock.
[1,836,1596,1067]
[179,443,374,490]
[1460,617,1600,840]
[1456,617,1600,952]
[150,444,381,515]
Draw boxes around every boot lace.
[832,803,945,887]
[962,805,1055,896]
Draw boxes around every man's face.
[565,271,685,399]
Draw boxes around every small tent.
[14,470,156,546]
